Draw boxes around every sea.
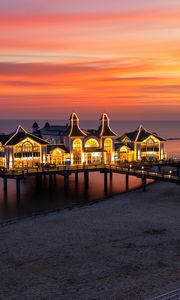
[0,119,180,221]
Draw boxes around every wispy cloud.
[0,1,180,119]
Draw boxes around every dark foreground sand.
[1,182,180,300]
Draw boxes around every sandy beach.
[1,182,180,300]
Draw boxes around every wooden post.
[75,172,79,186]
[142,176,147,192]
[126,174,129,191]
[104,172,108,192]
[43,173,47,185]
[49,174,53,190]
[36,175,42,190]
[84,172,89,189]
[110,171,113,181]
[16,178,21,199]
[3,177,7,194]
[53,173,57,186]
[39,175,42,189]
[64,174,69,191]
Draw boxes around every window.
[51,149,63,165]
[73,139,82,150]
[85,139,99,148]
[22,142,33,152]
[104,138,112,152]
[73,139,82,164]
[14,140,41,166]
[104,138,112,163]
[147,138,155,144]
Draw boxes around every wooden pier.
[0,162,180,198]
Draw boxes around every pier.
[1,162,180,198]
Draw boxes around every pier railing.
[0,164,106,176]
[1,162,180,198]
[0,163,180,184]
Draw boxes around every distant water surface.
[1,119,180,138]
[0,119,179,221]
[0,119,180,158]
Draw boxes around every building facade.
[0,114,166,169]
[115,125,166,162]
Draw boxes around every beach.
[1,182,180,300]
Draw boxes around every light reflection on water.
[165,140,180,159]
[0,119,179,220]
[0,173,145,221]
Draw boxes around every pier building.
[116,125,166,162]
[0,113,166,169]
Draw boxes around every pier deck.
[0,163,180,198]
[0,163,180,183]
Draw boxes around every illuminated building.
[0,115,166,169]
[65,113,117,165]
[115,125,166,162]
[0,126,49,169]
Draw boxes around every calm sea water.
[0,119,180,221]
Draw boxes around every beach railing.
[150,288,180,300]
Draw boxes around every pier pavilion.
[0,113,166,170]
[115,125,166,162]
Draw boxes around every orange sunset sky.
[0,0,180,120]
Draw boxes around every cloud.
[0,80,53,87]
[0,10,180,28]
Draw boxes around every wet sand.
[1,182,180,300]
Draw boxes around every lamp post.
[169,170,172,177]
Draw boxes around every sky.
[0,0,180,120]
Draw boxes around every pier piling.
[142,176,147,192]
[53,173,57,185]
[3,177,7,194]
[84,172,89,189]
[49,174,53,190]
[126,174,129,191]
[64,174,69,191]
[75,172,79,186]
[36,175,42,190]
[104,172,108,192]
[16,178,21,199]
[110,171,113,181]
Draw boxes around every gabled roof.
[5,126,49,146]
[118,125,166,143]
[115,142,134,151]
[67,125,87,137]
[0,133,14,146]
[47,144,69,153]
[97,113,117,137]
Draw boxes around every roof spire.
[44,121,50,128]
[16,125,27,133]
[32,121,39,133]
[68,113,86,137]
[98,113,117,137]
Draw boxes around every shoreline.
[1,181,180,299]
